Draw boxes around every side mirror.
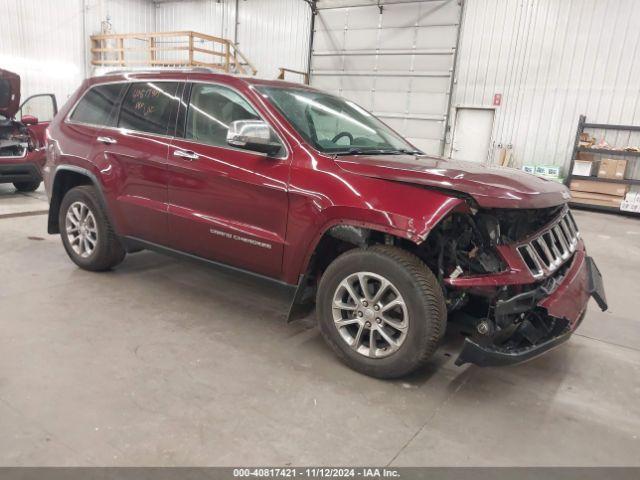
[22,115,39,125]
[227,120,282,156]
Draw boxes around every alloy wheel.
[65,201,98,258]
[332,272,409,358]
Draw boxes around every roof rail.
[95,66,225,76]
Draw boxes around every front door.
[451,107,495,164]
[167,82,289,278]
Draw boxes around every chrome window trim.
[64,78,290,160]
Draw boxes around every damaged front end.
[0,119,35,158]
[415,204,607,367]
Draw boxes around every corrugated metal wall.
[0,0,156,105]
[155,0,311,79]
[450,0,640,176]
[236,0,312,79]
[155,0,235,38]
[1,0,311,107]
[0,0,85,108]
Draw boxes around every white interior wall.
[1,0,312,110]
[235,0,311,80]
[450,0,640,177]
[0,0,156,107]
[155,0,235,39]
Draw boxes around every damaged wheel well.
[287,224,417,321]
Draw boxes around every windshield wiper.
[333,148,423,156]
[333,148,370,156]
[378,148,424,155]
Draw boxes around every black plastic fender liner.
[586,256,608,311]
[454,329,573,367]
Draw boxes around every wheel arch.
[47,166,111,235]
[286,198,464,322]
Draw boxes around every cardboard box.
[572,160,598,177]
[570,191,623,208]
[535,165,561,178]
[577,152,596,162]
[570,179,629,197]
[534,165,547,176]
[614,160,627,179]
[625,191,640,203]
[598,158,627,179]
[620,200,640,212]
[621,200,640,212]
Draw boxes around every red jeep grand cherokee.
[1,68,57,192]
[44,70,607,378]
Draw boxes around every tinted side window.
[118,82,179,135]
[69,83,126,126]
[186,84,260,147]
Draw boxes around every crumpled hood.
[335,155,570,209]
[0,68,20,119]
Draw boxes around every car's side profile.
[0,68,57,192]
[44,70,607,378]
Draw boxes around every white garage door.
[310,0,462,155]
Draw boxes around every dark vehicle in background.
[43,70,607,378]
[0,68,57,192]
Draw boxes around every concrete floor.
[0,182,639,466]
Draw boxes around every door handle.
[173,149,199,161]
[97,136,117,145]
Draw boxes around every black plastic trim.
[586,256,608,311]
[48,165,113,234]
[454,329,573,367]
[0,163,41,183]
[123,236,298,292]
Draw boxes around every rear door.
[64,82,128,178]
[166,82,290,278]
[103,81,182,245]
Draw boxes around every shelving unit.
[566,115,640,216]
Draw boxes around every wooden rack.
[277,67,310,84]
[90,31,257,76]
[566,115,640,216]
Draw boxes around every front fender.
[281,173,465,284]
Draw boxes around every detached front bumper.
[455,249,607,367]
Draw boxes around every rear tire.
[317,245,446,379]
[59,185,125,271]
[14,180,40,192]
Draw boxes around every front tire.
[317,245,446,379]
[14,180,41,192]
[59,185,125,271]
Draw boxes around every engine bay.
[0,119,34,158]
[412,205,578,361]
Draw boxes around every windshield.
[257,86,420,155]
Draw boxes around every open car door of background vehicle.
[19,94,59,149]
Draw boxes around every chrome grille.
[517,210,579,278]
